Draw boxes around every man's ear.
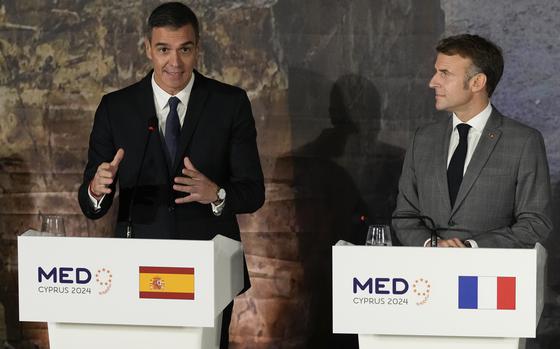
[144,37,152,60]
[194,40,200,65]
[470,73,487,94]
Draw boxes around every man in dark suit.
[78,2,264,347]
[393,34,552,248]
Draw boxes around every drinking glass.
[365,225,392,246]
[41,215,66,236]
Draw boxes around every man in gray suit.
[393,34,552,248]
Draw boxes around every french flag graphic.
[458,276,516,310]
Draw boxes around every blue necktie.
[447,123,471,207]
[165,97,181,163]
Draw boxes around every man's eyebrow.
[154,41,195,47]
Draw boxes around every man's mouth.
[165,70,183,77]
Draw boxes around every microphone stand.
[126,117,158,238]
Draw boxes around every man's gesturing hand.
[89,148,124,199]
[174,157,219,205]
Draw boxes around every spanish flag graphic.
[139,266,195,300]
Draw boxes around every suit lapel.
[436,117,453,212]
[451,108,503,215]
[172,70,209,174]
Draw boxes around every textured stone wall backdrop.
[1,1,559,349]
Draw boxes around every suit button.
[168,206,175,212]
[448,220,456,227]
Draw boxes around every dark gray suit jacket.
[393,107,552,248]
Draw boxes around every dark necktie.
[165,96,181,163]
[447,123,471,207]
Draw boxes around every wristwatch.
[215,188,226,204]
[212,188,226,216]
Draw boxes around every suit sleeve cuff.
[88,185,105,211]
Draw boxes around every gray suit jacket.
[393,107,552,248]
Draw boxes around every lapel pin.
[488,132,495,139]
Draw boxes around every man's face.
[145,24,198,95]
[428,53,477,114]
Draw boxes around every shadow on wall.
[273,69,408,348]
[273,69,362,349]
[331,74,406,230]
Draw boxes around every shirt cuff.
[211,199,225,216]
[88,185,105,211]
[464,239,478,248]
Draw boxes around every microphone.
[391,215,439,247]
[126,117,158,238]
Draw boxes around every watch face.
[217,188,226,200]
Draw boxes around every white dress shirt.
[447,102,493,173]
[151,73,194,134]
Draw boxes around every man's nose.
[428,74,439,89]
[169,50,180,66]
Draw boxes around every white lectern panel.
[333,246,540,338]
[18,231,242,327]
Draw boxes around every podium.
[18,230,244,349]
[332,244,546,349]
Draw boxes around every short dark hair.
[147,2,200,41]
[436,34,503,97]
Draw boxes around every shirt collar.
[151,72,195,110]
[452,102,492,133]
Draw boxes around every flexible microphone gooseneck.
[126,117,158,238]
